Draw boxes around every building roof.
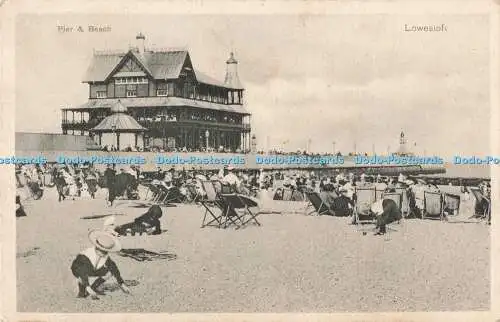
[91,113,147,132]
[71,97,251,115]
[83,49,240,89]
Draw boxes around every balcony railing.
[62,119,251,131]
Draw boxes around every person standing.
[103,164,117,206]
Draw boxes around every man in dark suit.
[372,198,403,235]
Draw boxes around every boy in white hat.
[70,230,130,299]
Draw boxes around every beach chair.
[382,192,402,211]
[200,181,226,228]
[375,189,384,201]
[155,185,178,205]
[468,188,490,222]
[212,181,223,194]
[142,182,159,203]
[353,187,376,225]
[443,193,460,217]
[184,183,200,204]
[304,191,334,216]
[422,191,444,220]
[220,194,261,229]
[394,187,411,217]
[282,188,293,201]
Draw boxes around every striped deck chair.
[353,187,377,225]
[200,181,226,228]
[422,191,444,220]
[282,188,293,201]
[304,191,334,216]
[394,187,411,217]
[443,193,460,217]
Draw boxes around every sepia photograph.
[2,2,495,319]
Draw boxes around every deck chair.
[394,187,410,217]
[212,181,223,194]
[468,188,490,222]
[156,185,178,205]
[184,183,200,204]
[353,187,377,225]
[443,193,460,217]
[200,181,226,228]
[282,188,293,201]
[375,189,384,201]
[422,191,444,220]
[304,191,334,216]
[143,182,160,203]
[220,194,261,229]
[382,192,402,210]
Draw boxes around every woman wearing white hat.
[70,230,130,299]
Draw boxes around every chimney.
[136,32,146,54]
[224,52,243,89]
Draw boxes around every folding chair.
[200,181,226,228]
[443,193,460,217]
[282,188,293,201]
[220,194,261,229]
[353,187,376,225]
[184,183,200,204]
[212,181,223,194]
[468,188,490,222]
[394,187,411,217]
[304,191,334,216]
[156,185,178,205]
[422,191,444,220]
[382,192,402,211]
[143,182,159,203]
[375,189,384,201]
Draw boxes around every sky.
[15,14,490,156]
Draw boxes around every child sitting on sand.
[70,230,130,299]
[114,205,163,236]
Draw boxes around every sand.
[16,187,490,313]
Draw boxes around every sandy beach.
[16,187,490,313]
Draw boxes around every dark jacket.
[378,199,403,226]
[331,195,354,216]
[70,248,124,288]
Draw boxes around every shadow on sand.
[118,248,177,262]
[80,213,126,220]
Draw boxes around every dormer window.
[126,90,137,97]
[96,91,107,98]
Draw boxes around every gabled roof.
[83,49,241,90]
[83,49,189,82]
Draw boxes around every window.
[115,77,148,85]
[157,89,168,97]
[96,91,107,98]
[126,90,137,97]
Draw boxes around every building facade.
[62,34,251,152]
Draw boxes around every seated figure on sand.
[114,205,163,236]
[70,230,130,299]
